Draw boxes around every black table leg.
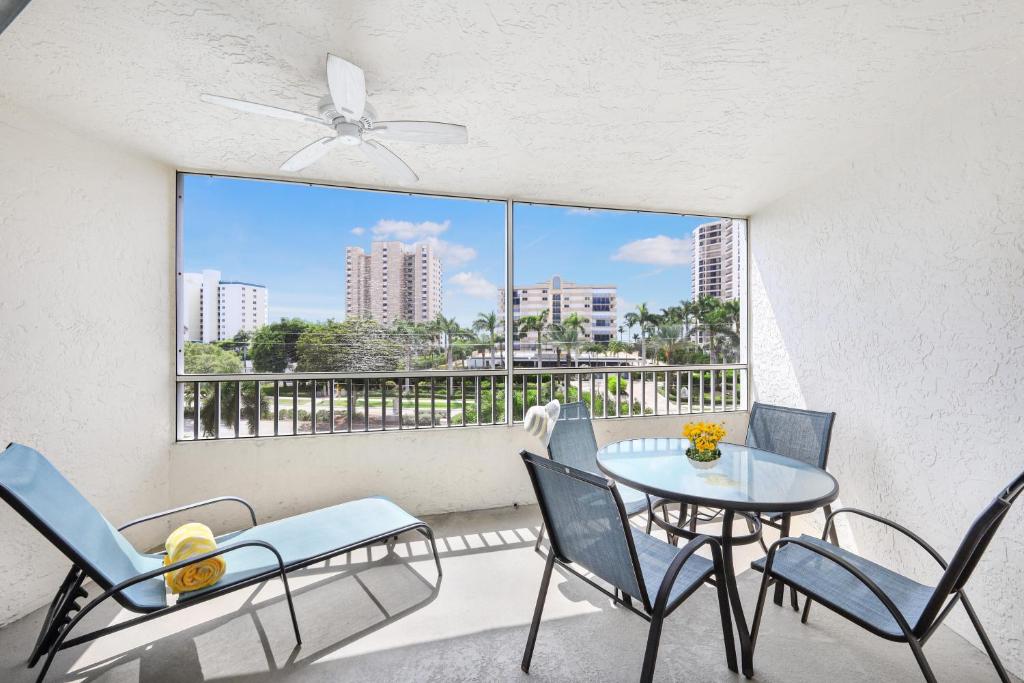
[773,513,791,606]
[721,509,755,678]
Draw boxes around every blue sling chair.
[750,465,1023,682]
[0,442,442,683]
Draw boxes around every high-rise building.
[499,275,617,343]
[692,218,743,301]
[345,241,443,325]
[182,269,268,342]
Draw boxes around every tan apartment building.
[345,241,443,325]
[692,218,743,301]
[499,275,617,343]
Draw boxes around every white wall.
[0,103,176,625]
[168,412,750,531]
[749,71,1024,673]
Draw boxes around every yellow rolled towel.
[163,522,226,594]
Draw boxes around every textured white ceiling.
[1,0,1021,215]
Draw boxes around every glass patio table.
[596,437,839,678]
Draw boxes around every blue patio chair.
[534,401,668,551]
[520,450,736,682]
[750,466,1024,683]
[739,402,836,609]
[0,442,442,683]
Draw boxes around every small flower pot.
[686,447,721,469]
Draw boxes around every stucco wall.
[0,104,176,625]
[168,412,750,532]
[749,73,1024,672]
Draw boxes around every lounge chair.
[0,442,442,683]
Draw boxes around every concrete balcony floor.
[0,505,1014,682]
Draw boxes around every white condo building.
[692,218,743,301]
[345,241,443,325]
[182,269,269,342]
[500,275,617,343]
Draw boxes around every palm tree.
[560,312,588,365]
[685,296,740,363]
[518,310,549,367]
[651,323,684,364]
[617,325,625,342]
[430,314,473,369]
[623,303,660,364]
[472,311,500,369]
[545,323,579,367]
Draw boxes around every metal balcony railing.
[175,364,746,441]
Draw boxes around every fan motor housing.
[334,122,362,145]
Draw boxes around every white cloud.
[611,235,691,266]
[426,238,477,267]
[350,226,365,235]
[449,272,498,299]
[365,219,450,240]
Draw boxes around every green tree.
[184,343,265,437]
[545,322,580,366]
[517,310,549,367]
[685,296,741,363]
[472,311,500,369]
[295,319,402,372]
[430,314,474,370]
[250,318,310,372]
[624,302,660,364]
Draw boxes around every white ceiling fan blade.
[361,140,419,185]
[200,94,328,127]
[280,136,342,172]
[326,54,366,120]
[370,121,468,144]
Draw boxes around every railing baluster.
[641,372,646,415]
[430,378,436,428]
[381,379,387,431]
[653,373,658,415]
[398,379,404,429]
[214,382,222,440]
[363,380,369,431]
[273,380,280,436]
[475,376,481,426]
[346,379,353,433]
[460,377,466,427]
[329,379,335,433]
[490,375,497,424]
[414,379,420,429]
[699,371,705,413]
[192,381,200,440]
[710,369,716,410]
[311,380,317,435]
[446,377,452,428]
[602,370,608,418]
[615,372,621,417]
[234,381,241,438]
[629,372,634,417]
[674,372,680,415]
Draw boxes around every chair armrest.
[118,496,258,532]
[108,539,288,594]
[652,535,721,613]
[824,507,947,569]
[762,536,917,637]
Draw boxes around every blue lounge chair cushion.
[751,534,934,637]
[176,497,422,601]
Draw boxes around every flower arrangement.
[682,421,726,462]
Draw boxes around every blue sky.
[182,174,721,328]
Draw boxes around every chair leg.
[421,526,443,578]
[960,593,1012,683]
[639,606,666,683]
[907,636,938,683]
[534,522,546,553]
[823,504,839,545]
[789,585,800,611]
[645,511,653,534]
[522,551,555,673]
[800,594,814,623]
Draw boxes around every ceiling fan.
[201,54,467,185]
